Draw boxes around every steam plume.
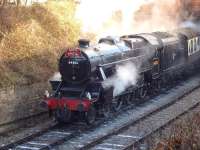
[180,20,200,32]
[75,0,185,38]
[50,72,61,81]
[103,62,139,97]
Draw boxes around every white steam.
[180,21,200,32]
[50,72,61,81]
[75,0,182,38]
[75,0,154,38]
[103,62,139,97]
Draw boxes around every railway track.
[0,120,57,149]
[56,75,200,150]
[0,103,48,135]
[1,118,104,150]
[78,84,200,150]
[2,75,200,150]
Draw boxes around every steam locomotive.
[44,27,200,124]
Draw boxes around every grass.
[0,0,81,87]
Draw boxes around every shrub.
[0,0,80,87]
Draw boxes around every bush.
[0,0,81,87]
[154,113,200,150]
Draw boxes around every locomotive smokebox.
[59,49,91,84]
[78,39,90,48]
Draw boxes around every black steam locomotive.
[44,27,200,124]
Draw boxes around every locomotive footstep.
[124,94,133,105]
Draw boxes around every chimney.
[78,39,90,48]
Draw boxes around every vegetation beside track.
[0,0,80,87]
[154,111,200,150]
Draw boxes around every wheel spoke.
[112,97,123,111]
[124,94,132,105]
[138,85,147,99]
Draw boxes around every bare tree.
[16,0,20,6]
[1,0,7,7]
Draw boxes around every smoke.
[103,62,139,97]
[75,0,184,38]
[101,44,154,97]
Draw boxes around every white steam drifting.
[76,0,146,37]
[180,21,200,32]
[75,0,182,38]
[50,72,61,81]
[103,62,139,97]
